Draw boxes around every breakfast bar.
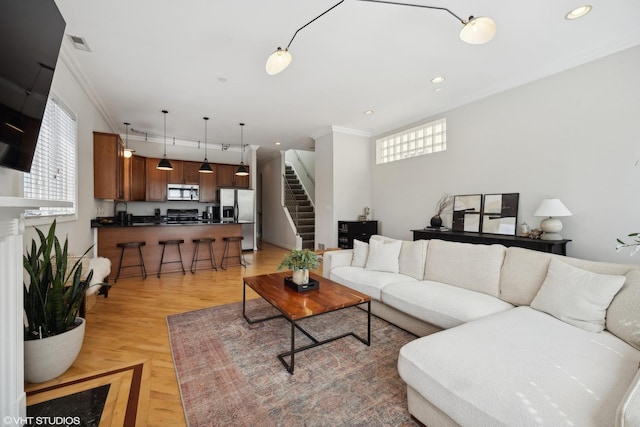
[94,221,245,280]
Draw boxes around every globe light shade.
[123,148,134,158]
[266,48,292,75]
[459,16,496,45]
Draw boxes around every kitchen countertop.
[91,217,254,228]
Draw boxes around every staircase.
[284,165,315,249]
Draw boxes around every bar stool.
[114,241,147,283]
[157,239,186,277]
[191,238,217,273]
[221,236,246,270]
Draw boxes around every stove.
[166,208,199,222]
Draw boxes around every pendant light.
[199,117,213,173]
[235,123,249,176]
[123,122,135,158]
[156,110,173,170]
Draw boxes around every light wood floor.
[25,241,302,426]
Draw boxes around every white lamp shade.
[534,199,572,217]
[265,48,292,75]
[459,16,496,45]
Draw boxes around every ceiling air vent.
[68,35,91,52]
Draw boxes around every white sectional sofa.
[322,236,640,427]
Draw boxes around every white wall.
[314,127,372,249]
[260,151,297,249]
[372,45,640,263]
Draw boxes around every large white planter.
[24,318,85,383]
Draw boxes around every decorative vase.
[292,268,309,285]
[430,215,443,228]
[24,318,85,383]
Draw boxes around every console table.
[411,229,571,255]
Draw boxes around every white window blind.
[376,118,447,164]
[24,97,77,217]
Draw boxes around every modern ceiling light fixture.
[358,0,496,45]
[199,117,213,173]
[565,5,592,20]
[265,0,345,75]
[236,123,249,176]
[156,110,173,170]
[123,122,135,158]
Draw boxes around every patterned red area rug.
[166,298,419,426]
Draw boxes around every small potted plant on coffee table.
[277,249,320,285]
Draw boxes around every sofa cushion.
[381,280,514,329]
[330,266,415,301]
[365,238,402,273]
[351,239,369,268]
[398,306,640,427]
[370,235,428,280]
[500,246,637,306]
[424,239,505,297]
[531,259,625,332]
[607,269,640,351]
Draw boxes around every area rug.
[167,299,420,426]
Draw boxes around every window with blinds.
[376,118,447,164]
[24,97,77,217]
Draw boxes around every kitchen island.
[93,220,250,279]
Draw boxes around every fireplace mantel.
[0,197,72,420]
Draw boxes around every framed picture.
[452,194,483,232]
[481,193,520,235]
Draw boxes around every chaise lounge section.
[322,236,640,426]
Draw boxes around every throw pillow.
[365,238,402,273]
[530,259,626,333]
[351,239,369,268]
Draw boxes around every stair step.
[297,225,315,233]
[297,218,315,226]
[299,232,314,240]
[301,241,315,249]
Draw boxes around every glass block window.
[24,97,77,217]
[376,118,446,164]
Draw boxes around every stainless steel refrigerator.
[219,188,255,250]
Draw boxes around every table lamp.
[533,199,572,240]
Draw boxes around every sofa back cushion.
[369,235,429,280]
[500,246,640,350]
[424,239,506,297]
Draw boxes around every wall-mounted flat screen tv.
[0,0,66,173]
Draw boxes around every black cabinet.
[338,221,378,249]
[411,229,571,255]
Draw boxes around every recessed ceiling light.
[434,88,443,93]
[364,109,375,115]
[565,5,592,20]
[274,141,281,146]
[431,76,445,84]
[217,77,228,83]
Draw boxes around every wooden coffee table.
[242,271,371,374]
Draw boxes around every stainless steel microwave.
[167,184,199,201]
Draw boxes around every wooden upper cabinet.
[145,157,167,201]
[93,132,125,199]
[216,164,250,188]
[183,161,201,184]
[166,160,200,184]
[129,155,146,201]
[199,164,217,203]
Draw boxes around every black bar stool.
[114,241,147,283]
[191,238,217,273]
[158,239,186,277]
[221,236,246,270]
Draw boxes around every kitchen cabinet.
[167,160,200,184]
[145,157,167,201]
[338,220,378,249]
[93,132,125,199]
[217,163,250,188]
[123,155,146,201]
[199,164,218,203]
